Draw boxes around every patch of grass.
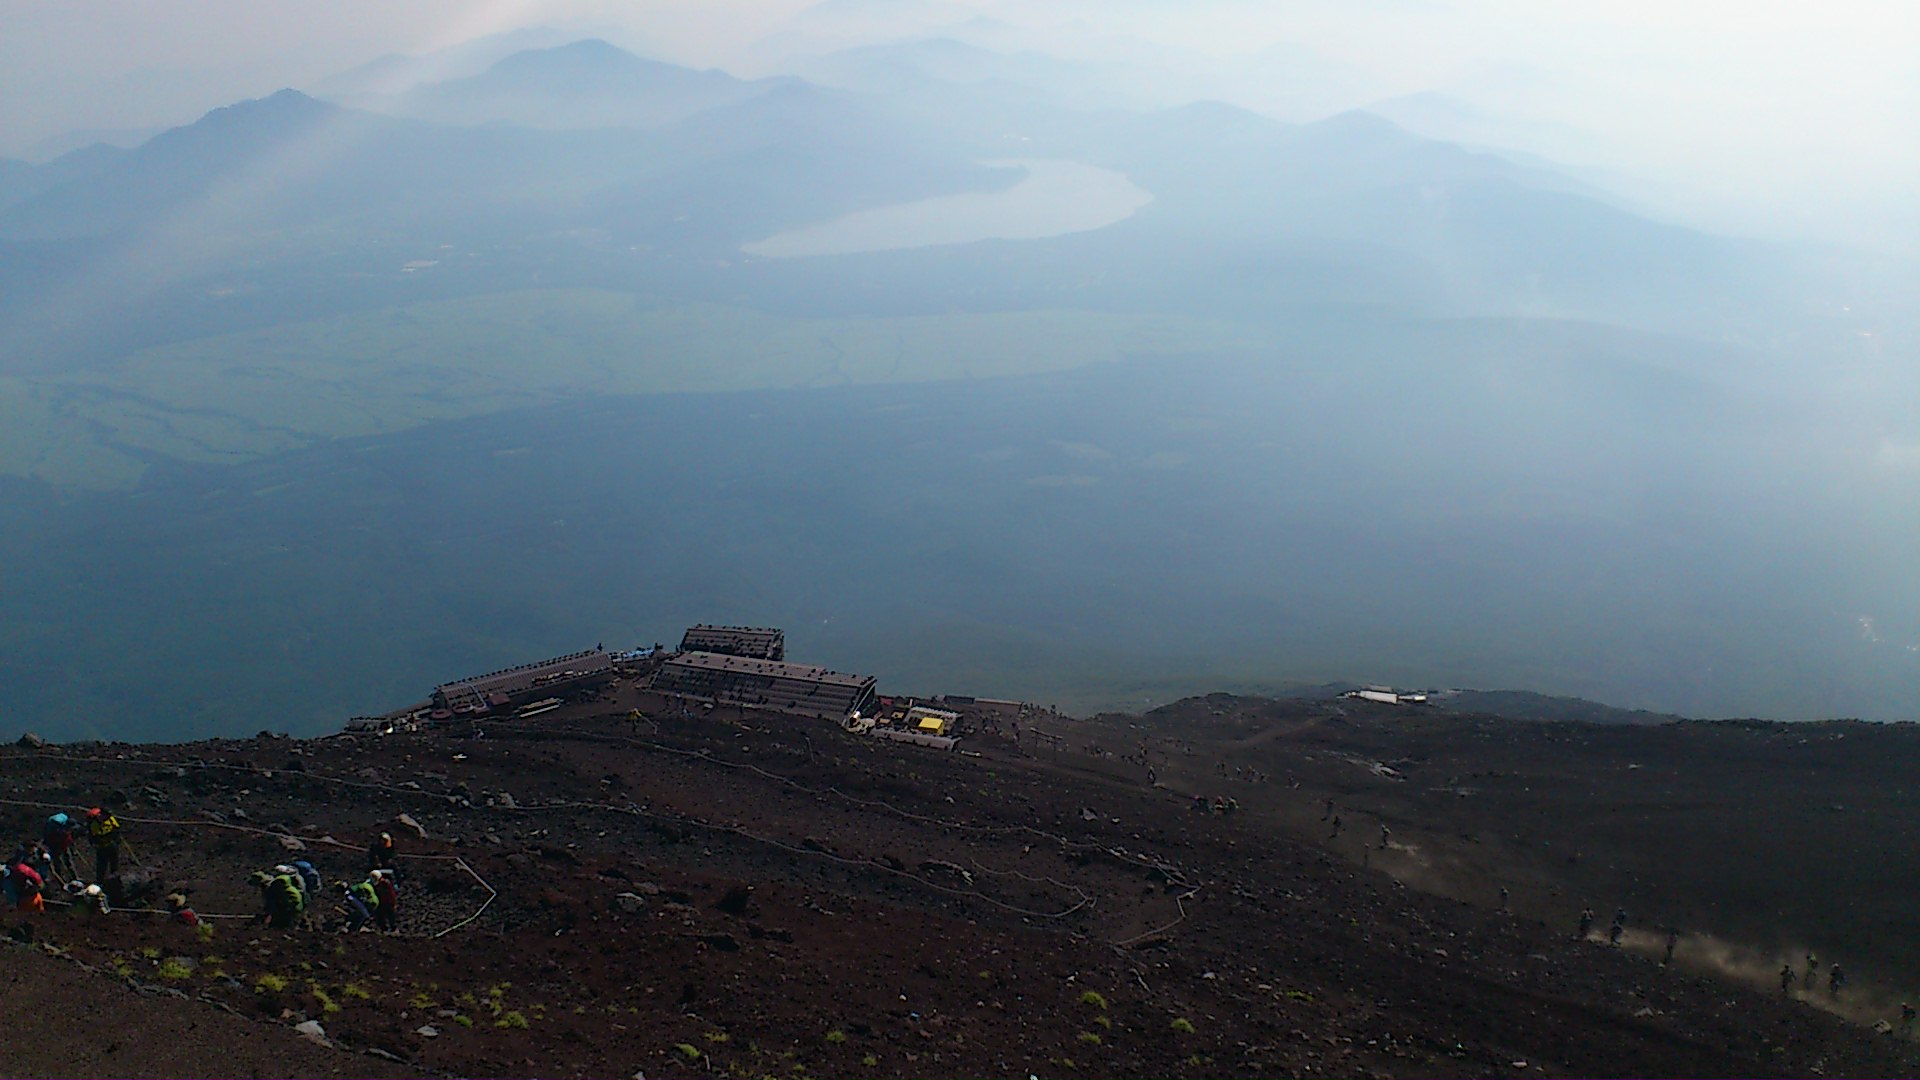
[674,1044,703,1062]
[453,1014,474,1028]
[342,983,372,1001]
[705,1031,731,1044]
[158,959,194,981]
[410,992,437,1009]
[1170,1017,1197,1034]
[195,923,216,942]
[861,1055,878,1067]
[1282,989,1315,1004]
[495,1011,529,1029]
[138,946,161,960]
[254,973,289,993]
[824,1030,847,1045]
[1077,1032,1103,1045]
[1079,990,1109,1010]
[1093,1015,1112,1030]
[311,987,341,1014]
[1186,1053,1212,1068]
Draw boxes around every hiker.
[291,859,323,897]
[254,869,304,929]
[86,807,122,882]
[1829,964,1846,997]
[1614,907,1628,929]
[1608,920,1624,947]
[9,840,52,885]
[367,832,395,872]
[1321,797,1334,820]
[1498,886,1510,912]
[1663,926,1679,965]
[1578,908,1595,940]
[1329,816,1342,838]
[275,863,317,929]
[1379,824,1391,850]
[292,859,324,926]
[1781,964,1797,993]
[1806,954,1820,987]
[338,880,375,932]
[370,868,399,932]
[164,892,198,928]
[3,860,45,913]
[42,814,78,878]
[1900,1002,1915,1030]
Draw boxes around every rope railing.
[0,795,496,935]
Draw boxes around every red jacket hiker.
[371,870,398,931]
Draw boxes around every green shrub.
[342,983,372,1001]
[1079,990,1108,1010]
[158,959,194,981]
[254,973,289,993]
[862,1055,878,1067]
[675,1043,703,1061]
[453,1015,474,1028]
[705,1031,731,1044]
[1093,1015,1112,1030]
[495,1011,529,1029]
[1170,1017,1196,1034]
[138,946,161,960]
[825,1029,847,1045]
[1077,1032,1103,1045]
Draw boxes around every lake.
[742,159,1153,258]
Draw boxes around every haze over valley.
[1,2,1916,741]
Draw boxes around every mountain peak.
[188,89,339,133]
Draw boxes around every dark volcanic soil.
[2,682,1916,1079]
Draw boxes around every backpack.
[9,863,41,895]
[291,861,322,896]
[350,880,378,909]
[269,875,304,914]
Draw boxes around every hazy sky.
[2,0,1914,246]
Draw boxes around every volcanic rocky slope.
[2,684,1916,1079]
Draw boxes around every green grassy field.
[4,289,1253,489]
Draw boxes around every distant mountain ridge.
[367,38,794,130]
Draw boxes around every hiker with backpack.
[3,859,45,913]
[86,807,123,882]
[339,879,376,932]
[42,814,78,879]
[367,832,395,872]
[253,869,305,929]
[370,869,399,932]
[164,892,199,928]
